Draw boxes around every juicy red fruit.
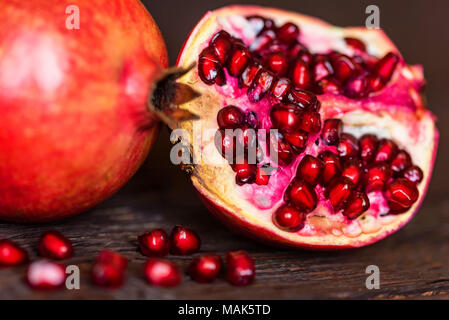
[189,254,222,283]
[0,239,28,267]
[217,106,245,129]
[144,259,182,287]
[384,178,419,214]
[273,205,305,232]
[92,250,127,289]
[138,229,170,257]
[170,226,201,255]
[297,155,324,186]
[38,230,73,260]
[27,261,66,290]
[327,177,355,210]
[321,119,342,146]
[343,192,370,220]
[277,22,300,44]
[285,178,317,212]
[226,251,255,286]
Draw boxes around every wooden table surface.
[1,0,448,300]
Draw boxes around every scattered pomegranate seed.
[170,226,201,256]
[297,155,324,186]
[143,259,182,287]
[266,52,288,76]
[285,178,317,213]
[92,250,127,288]
[376,52,399,82]
[344,37,366,52]
[217,105,245,129]
[189,254,222,283]
[247,69,275,103]
[364,162,393,193]
[282,131,308,153]
[227,43,251,77]
[344,74,369,98]
[342,159,363,185]
[273,205,305,232]
[299,111,321,133]
[270,103,302,132]
[367,74,385,91]
[384,178,419,214]
[319,151,342,185]
[97,250,128,269]
[390,150,412,174]
[138,229,170,257]
[284,88,317,110]
[210,30,232,64]
[234,161,257,185]
[327,177,355,210]
[277,22,300,44]
[27,260,66,290]
[38,230,73,260]
[331,54,358,83]
[0,239,28,267]
[313,55,334,82]
[337,133,360,159]
[270,133,296,165]
[271,77,292,100]
[291,58,312,89]
[321,119,342,146]
[226,251,255,286]
[255,166,271,186]
[198,47,224,85]
[343,192,370,220]
[375,139,398,162]
[402,165,424,184]
[359,134,378,163]
[240,61,263,88]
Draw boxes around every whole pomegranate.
[0,0,168,221]
[175,6,439,249]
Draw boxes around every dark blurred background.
[135,0,448,201]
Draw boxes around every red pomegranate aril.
[198,47,224,85]
[343,192,370,220]
[283,131,308,152]
[247,15,274,34]
[27,261,66,290]
[375,139,398,163]
[97,250,128,270]
[402,165,424,184]
[313,55,334,82]
[316,77,342,94]
[92,261,125,289]
[331,54,358,83]
[288,42,307,59]
[367,74,386,92]
[215,129,237,161]
[234,161,257,185]
[271,77,292,100]
[240,62,262,88]
[266,52,288,76]
[247,69,275,103]
[344,37,367,52]
[217,105,245,129]
[328,177,355,210]
[277,22,300,44]
[189,254,222,283]
[0,239,28,266]
[138,229,170,257]
[391,150,412,175]
[226,251,255,286]
[299,111,321,133]
[38,230,73,260]
[376,52,399,82]
[270,134,296,165]
[170,225,201,256]
[319,151,342,185]
[144,259,182,287]
[344,74,369,98]
[255,166,271,186]
[359,134,378,163]
[227,43,251,77]
[285,178,317,213]
[273,205,305,232]
[284,88,317,109]
[338,133,359,159]
[321,119,342,146]
[364,162,393,192]
[210,31,233,64]
[260,40,288,55]
[384,178,419,214]
[291,57,312,89]
[249,29,276,52]
[246,111,259,129]
[270,103,302,132]
[342,159,363,185]
[297,50,313,64]
[297,155,324,186]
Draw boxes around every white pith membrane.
[176,6,438,248]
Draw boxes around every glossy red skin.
[38,230,74,260]
[0,0,168,222]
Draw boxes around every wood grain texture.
[1,0,449,300]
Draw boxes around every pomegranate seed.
[189,254,222,283]
[338,133,359,159]
[249,29,276,52]
[92,261,125,289]
[359,134,378,163]
[384,178,419,214]
[27,260,66,290]
[285,178,317,213]
[284,88,318,110]
[299,111,321,133]
[270,133,295,165]
[291,58,312,89]
[255,166,271,186]
[0,239,28,266]
[391,150,412,175]
[367,74,386,92]
[331,54,358,83]
[364,162,393,193]
[321,119,342,146]
[327,177,355,210]
[344,74,369,98]
[245,111,259,129]
[234,160,257,185]
[270,103,302,132]
[260,40,288,55]
[277,22,300,44]
[217,105,245,129]
[240,62,262,87]
[316,77,342,94]
[266,52,288,76]
[170,225,201,255]
[271,77,292,100]
[97,250,128,270]
[375,139,398,163]
[198,47,225,85]
[288,43,307,59]
[344,37,367,52]
[226,251,255,286]
[38,230,73,260]
[312,55,334,82]
[402,165,424,184]
[138,229,170,257]
[247,69,275,103]
[343,192,370,220]
[273,205,305,232]
[143,259,182,287]
[319,151,342,185]
[297,155,324,186]
[342,159,363,185]
[283,131,308,153]
[247,15,275,34]
[215,129,239,161]
[227,43,251,77]
[297,50,313,64]
[376,52,399,82]
[210,31,232,64]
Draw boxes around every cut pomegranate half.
[176,6,438,249]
